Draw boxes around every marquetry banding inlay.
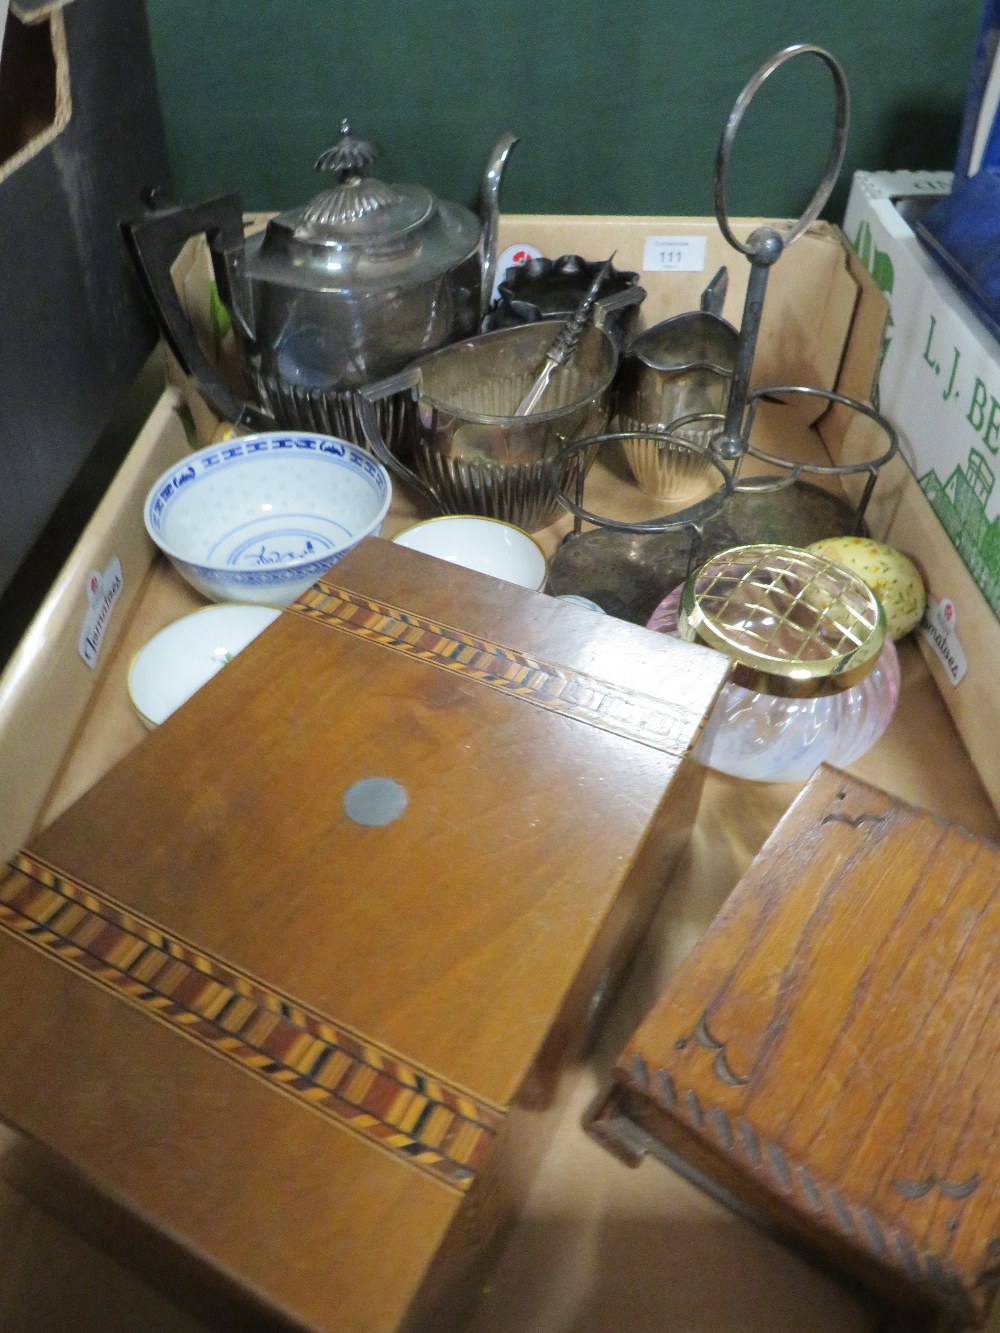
[1,852,501,1192]
[291,581,694,754]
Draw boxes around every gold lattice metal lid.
[678,544,886,686]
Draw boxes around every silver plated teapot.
[126,121,518,445]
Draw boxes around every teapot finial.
[314,120,380,182]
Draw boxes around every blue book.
[915,0,1000,339]
[953,0,1000,178]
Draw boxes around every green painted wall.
[144,1,982,225]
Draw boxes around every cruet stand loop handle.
[713,44,851,461]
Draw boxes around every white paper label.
[491,242,544,304]
[77,557,124,669]
[642,234,707,273]
[917,596,968,686]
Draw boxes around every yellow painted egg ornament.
[807,537,926,640]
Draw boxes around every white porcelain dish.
[127,604,280,728]
[144,432,392,606]
[392,515,547,591]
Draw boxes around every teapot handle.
[123,193,272,431]
[356,371,444,512]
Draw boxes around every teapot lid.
[290,119,435,245]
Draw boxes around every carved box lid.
[591,765,1000,1327]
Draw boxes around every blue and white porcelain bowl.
[144,433,392,606]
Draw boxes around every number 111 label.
[642,235,707,273]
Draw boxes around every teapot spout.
[477,131,519,323]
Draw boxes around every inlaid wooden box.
[591,765,1000,1329]
[0,536,726,1332]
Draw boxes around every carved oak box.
[0,536,725,1332]
[591,765,1000,1328]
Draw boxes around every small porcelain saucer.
[127,604,280,728]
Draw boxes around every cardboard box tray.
[0,215,997,1332]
